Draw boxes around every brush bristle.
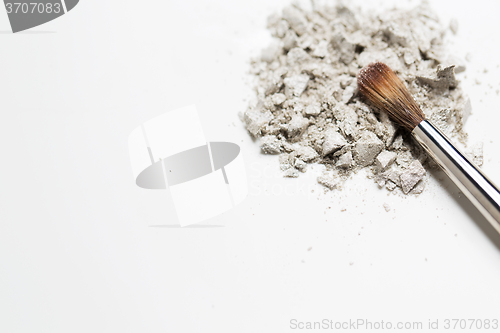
[357,62,425,131]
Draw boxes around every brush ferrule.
[412,120,500,231]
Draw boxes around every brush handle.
[412,120,500,233]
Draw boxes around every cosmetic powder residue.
[241,1,483,194]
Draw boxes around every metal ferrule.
[412,120,500,233]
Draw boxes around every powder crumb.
[459,98,472,124]
[294,158,308,172]
[317,173,339,190]
[288,114,310,138]
[305,103,321,116]
[271,93,287,105]
[376,150,397,171]
[323,128,348,156]
[443,55,467,74]
[386,181,397,191]
[417,65,458,90]
[400,160,426,194]
[449,18,459,35]
[307,247,312,251]
[353,131,384,167]
[336,151,353,169]
[410,180,425,195]
[243,1,474,195]
[260,135,281,154]
[284,74,309,97]
[283,167,300,178]
[442,56,466,74]
[383,203,391,212]
[464,142,484,167]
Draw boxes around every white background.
[1,0,500,332]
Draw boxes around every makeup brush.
[357,62,500,232]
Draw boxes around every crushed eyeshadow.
[241,1,482,195]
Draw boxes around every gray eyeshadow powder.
[241,1,483,195]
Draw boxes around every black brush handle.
[412,120,500,233]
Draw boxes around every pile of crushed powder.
[241,1,483,194]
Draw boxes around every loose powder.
[242,1,482,194]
